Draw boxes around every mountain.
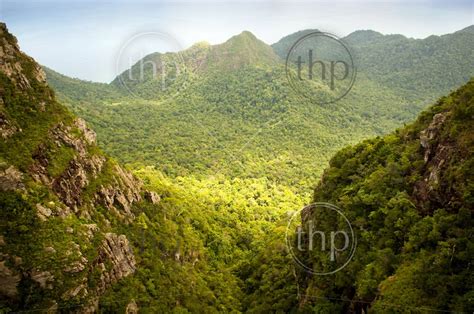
[273,27,474,103]
[204,30,280,70]
[295,79,474,312]
[271,28,319,58]
[47,30,430,191]
[111,31,279,100]
[2,21,473,313]
[0,22,144,311]
[0,23,251,312]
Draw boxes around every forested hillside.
[1,23,303,312]
[295,79,474,312]
[273,27,474,104]
[2,19,473,313]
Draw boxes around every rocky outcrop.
[94,233,136,294]
[28,120,106,213]
[414,111,456,211]
[0,165,24,191]
[125,299,139,314]
[30,270,54,289]
[0,258,20,299]
[0,22,146,313]
[145,190,161,204]
[0,111,20,139]
[94,165,142,220]
[0,23,49,93]
[36,203,52,221]
[75,118,96,145]
[420,112,448,162]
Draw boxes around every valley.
[0,20,473,313]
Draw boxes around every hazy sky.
[1,0,472,82]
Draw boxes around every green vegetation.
[98,167,306,312]
[2,21,473,313]
[296,79,474,312]
[273,28,474,104]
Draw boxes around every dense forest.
[0,20,473,313]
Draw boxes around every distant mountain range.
[43,25,474,188]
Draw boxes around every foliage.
[298,79,474,312]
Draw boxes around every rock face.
[94,233,137,294]
[125,299,139,314]
[0,259,20,298]
[75,118,97,145]
[0,165,23,191]
[94,165,142,220]
[0,23,47,91]
[145,190,161,204]
[420,112,448,162]
[0,111,20,139]
[414,111,457,211]
[0,22,146,312]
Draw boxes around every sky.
[1,0,472,83]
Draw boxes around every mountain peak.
[204,30,279,70]
[235,30,257,39]
[224,30,261,45]
[344,29,384,44]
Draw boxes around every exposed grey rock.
[44,246,56,254]
[0,260,20,298]
[36,203,52,221]
[420,112,448,162]
[64,256,88,273]
[94,233,136,294]
[0,112,20,139]
[145,190,161,204]
[126,299,139,314]
[62,277,88,299]
[52,157,89,210]
[94,165,142,220]
[414,111,454,210]
[0,22,142,311]
[0,24,47,91]
[83,223,99,240]
[75,118,96,145]
[30,269,54,289]
[0,165,23,191]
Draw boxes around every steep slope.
[0,23,248,313]
[296,79,474,312]
[0,22,143,312]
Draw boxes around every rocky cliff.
[0,23,157,312]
